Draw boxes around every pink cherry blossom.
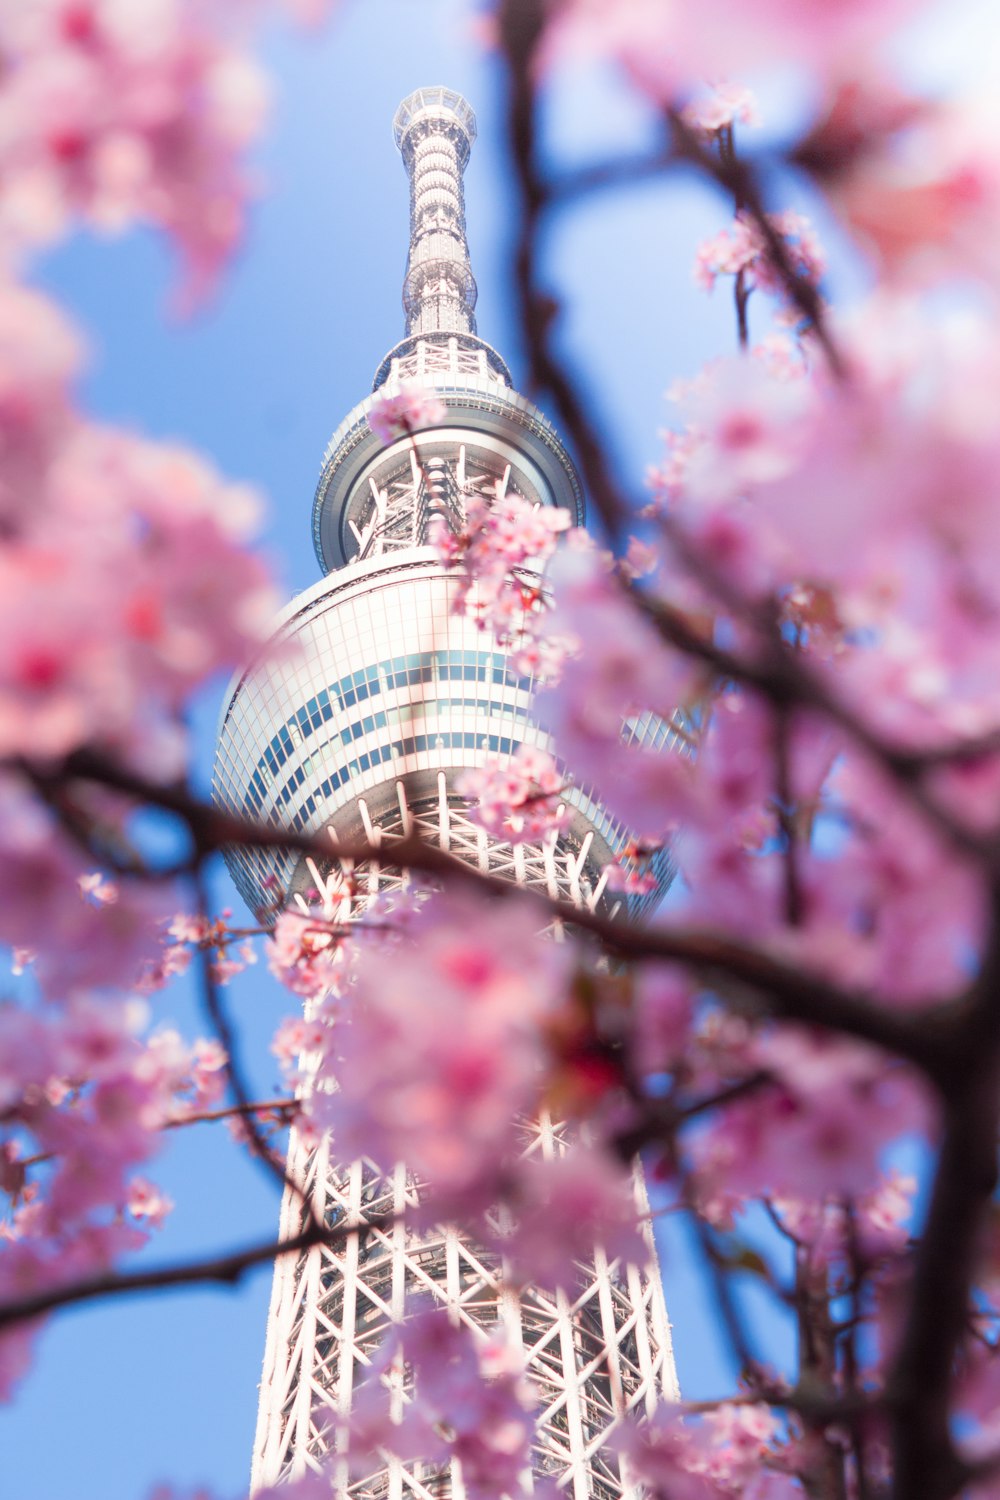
[457,743,569,844]
[309,888,571,1215]
[0,0,271,303]
[338,1372,441,1477]
[189,1039,228,1110]
[0,779,176,997]
[536,0,928,100]
[367,381,447,443]
[126,1176,174,1227]
[370,1303,537,1500]
[693,211,825,301]
[271,1014,328,1064]
[813,86,1000,289]
[692,1028,931,1203]
[166,913,211,943]
[614,1408,725,1500]
[672,354,812,509]
[267,908,349,1000]
[683,82,760,135]
[602,856,661,894]
[496,1144,649,1293]
[433,487,571,644]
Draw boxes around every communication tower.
[213,87,680,1500]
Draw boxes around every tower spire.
[393,86,479,338]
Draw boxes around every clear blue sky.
[0,0,982,1495]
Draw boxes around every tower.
[213,87,679,1498]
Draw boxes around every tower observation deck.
[214,87,679,1499]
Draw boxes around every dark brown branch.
[665,107,844,377]
[885,880,1000,1500]
[0,1214,391,1331]
[611,1069,775,1161]
[497,0,633,541]
[773,702,805,929]
[40,748,965,1084]
[164,1099,296,1130]
[843,1205,874,1500]
[680,1170,763,1385]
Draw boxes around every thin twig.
[191,867,319,1228]
[773,702,805,929]
[16,1098,296,1173]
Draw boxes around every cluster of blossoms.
[457,742,569,845]
[308,889,566,1213]
[299,887,649,1293]
[431,487,571,649]
[0,997,227,1396]
[411,11,1000,1485]
[534,0,930,94]
[0,0,333,304]
[0,0,288,1129]
[601,838,665,895]
[366,381,447,444]
[0,0,339,1418]
[692,210,825,303]
[797,76,1000,289]
[267,906,350,1001]
[614,1401,805,1500]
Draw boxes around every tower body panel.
[214,551,677,921]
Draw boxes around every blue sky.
[0,0,986,1495]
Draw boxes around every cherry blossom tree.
[3,3,1000,1499]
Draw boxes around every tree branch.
[36,748,966,1084]
[0,1214,391,1331]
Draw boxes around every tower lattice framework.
[213,86,680,1500]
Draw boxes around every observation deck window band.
[286,728,525,830]
[232,648,532,796]
[270,698,538,820]
[235,687,689,828]
[223,681,663,872]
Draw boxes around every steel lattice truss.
[348,441,500,564]
[251,783,677,1498]
[350,444,494,567]
[323,781,620,915]
[252,1121,676,1499]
